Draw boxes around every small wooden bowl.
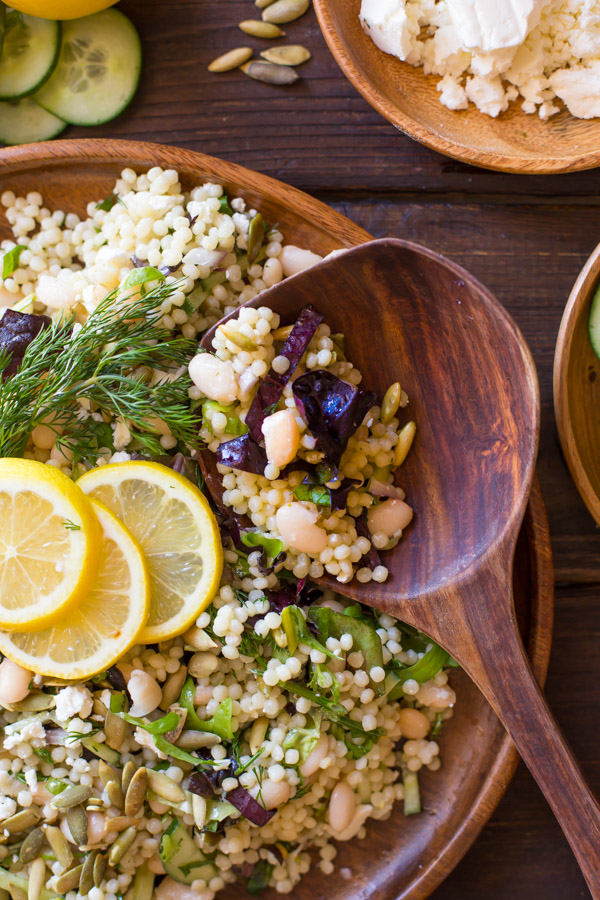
[0,139,554,899]
[313,0,600,174]
[554,242,600,522]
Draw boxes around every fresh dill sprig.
[0,280,200,461]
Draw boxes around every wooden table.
[69,1,599,895]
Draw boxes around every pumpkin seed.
[108,826,137,866]
[394,420,416,467]
[183,626,217,652]
[247,213,265,265]
[208,47,253,73]
[79,851,97,895]
[104,815,140,832]
[160,666,188,711]
[66,806,88,847]
[98,760,116,789]
[191,794,207,830]
[261,44,311,65]
[18,828,43,865]
[124,767,147,817]
[93,697,108,717]
[241,60,299,85]
[54,865,83,894]
[238,19,285,38]
[146,770,186,803]
[93,852,106,888]
[104,711,128,751]
[106,779,124,811]
[2,809,40,834]
[249,716,269,755]
[8,887,26,900]
[262,0,309,23]
[26,880,43,900]
[218,322,259,351]
[10,693,55,712]
[44,825,72,869]
[52,784,92,811]
[381,382,401,424]
[272,324,294,342]
[164,707,187,743]
[121,760,137,796]
[176,729,221,749]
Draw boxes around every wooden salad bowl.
[554,241,600,524]
[0,139,554,900]
[313,0,600,174]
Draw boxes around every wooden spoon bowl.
[202,238,600,894]
[313,0,600,174]
[554,240,600,524]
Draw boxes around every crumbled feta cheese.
[54,686,93,724]
[3,719,46,750]
[360,0,600,119]
[0,797,16,821]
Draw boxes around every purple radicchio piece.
[292,369,377,466]
[216,433,268,476]
[0,309,51,379]
[188,770,216,798]
[245,304,324,443]
[226,785,276,826]
[355,510,382,571]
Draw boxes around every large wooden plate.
[313,0,600,174]
[554,241,600,524]
[0,139,554,899]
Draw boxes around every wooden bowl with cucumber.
[554,242,600,523]
[0,5,141,146]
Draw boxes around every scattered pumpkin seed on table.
[262,0,310,23]
[238,19,284,38]
[241,60,299,85]
[208,47,253,73]
[261,44,311,65]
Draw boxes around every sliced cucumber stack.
[159,820,218,886]
[0,11,61,99]
[34,8,142,126]
[0,97,66,145]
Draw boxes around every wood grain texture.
[314,0,600,174]
[52,0,600,195]
[554,241,600,525]
[0,142,554,900]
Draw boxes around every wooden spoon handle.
[455,580,600,895]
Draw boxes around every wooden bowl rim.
[554,240,600,524]
[0,137,554,898]
[313,0,600,175]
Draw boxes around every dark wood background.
[65,0,599,895]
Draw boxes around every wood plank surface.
[15,0,600,895]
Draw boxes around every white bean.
[188,354,238,403]
[279,245,323,277]
[262,257,283,287]
[299,732,329,777]
[128,669,162,717]
[86,811,107,845]
[188,652,219,678]
[155,877,199,900]
[328,781,356,833]
[276,503,328,554]
[367,498,413,538]
[260,778,291,810]
[0,659,32,706]
[262,409,300,468]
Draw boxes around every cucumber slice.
[589,283,600,360]
[0,12,61,100]
[0,97,66,145]
[159,819,217,886]
[34,9,141,126]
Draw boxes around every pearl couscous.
[0,169,456,900]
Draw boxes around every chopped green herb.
[63,519,81,531]
[2,244,25,279]
[122,266,165,289]
[96,194,125,212]
[241,531,283,560]
[247,858,274,895]
[219,195,233,216]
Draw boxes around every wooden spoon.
[199,237,600,893]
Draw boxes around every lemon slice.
[77,461,223,642]
[0,500,150,678]
[0,458,101,631]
